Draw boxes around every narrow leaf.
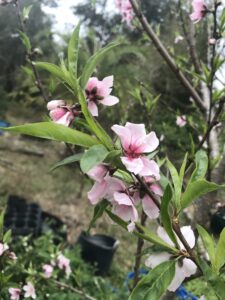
[181,180,222,210]
[80,42,120,88]
[68,23,80,77]
[129,261,176,300]
[215,228,225,273]
[190,150,208,183]
[80,144,108,173]
[35,62,67,83]
[160,185,178,247]
[2,122,100,148]
[197,224,215,268]
[87,200,109,232]
[50,153,83,172]
[18,30,31,51]
[167,158,181,209]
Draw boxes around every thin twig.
[53,280,97,300]
[133,210,147,289]
[129,0,206,114]
[15,0,48,103]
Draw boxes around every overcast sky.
[42,0,114,34]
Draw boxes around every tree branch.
[129,0,206,114]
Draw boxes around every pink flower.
[8,288,21,300]
[23,282,36,299]
[115,0,134,26]
[190,0,207,23]
[176,115,187,127]
[112,122,160,177]
[47,100,75,126]
[85,76,119,117]
[57,254,71,276]
[145,226,197,292]
[43,264,54,278]
[112,191,138,222]
[0,242,9,256]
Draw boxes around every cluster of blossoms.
[115,0,134,26]
[87,122,161,230]
[8,254,71,299]
[47,75,118,125]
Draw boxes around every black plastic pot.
[211,206,225,234]
[77,231,119,276]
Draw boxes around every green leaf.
[2,122,100,148]
[129,261,176,300]
[50,153,83,172]
[160,185,178,247]
[80,144,109,173]
[22,5,32,20]
[179,153,188,183]
[35,62,68,83]
[167,158,181,210]
[215,228,225,273]
[3,230,12,244]
[87,200,109,232]
[106,210,177,253]
[18,30,31,51]
[181,180,222,210]
[197,224,215,268]
[68,23,80,78]
[190,150,208,183]
[80,42,120,88]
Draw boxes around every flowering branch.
[128,0,206,114]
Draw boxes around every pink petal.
[87,164,108,182]
[142,194,160,219]
[113,192,133,206]
[87,181,107,205]
[86,77,99,92]
[150,183,163,197]
[100,95,119,106]
[121,156,144,174]
[139,157,160,179]
[47,100,65,111]
[125,122,146,144]
[55,111,74,126]
[127,222,136,232]
[88,101,98,117]
[111,124,131,150]
[145,252,171,268]
[105,176,126,201]
[102,75,114,89]
[49,108,67,122]
[138,131,159,153]
[113,202,138,222]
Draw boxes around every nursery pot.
[77,231,119,275]
[211,206,225,234]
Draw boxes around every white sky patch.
[42,0,115,34]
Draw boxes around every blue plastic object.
[176,285,199,300]
[124,268,148,289]
[0,120,10,135]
